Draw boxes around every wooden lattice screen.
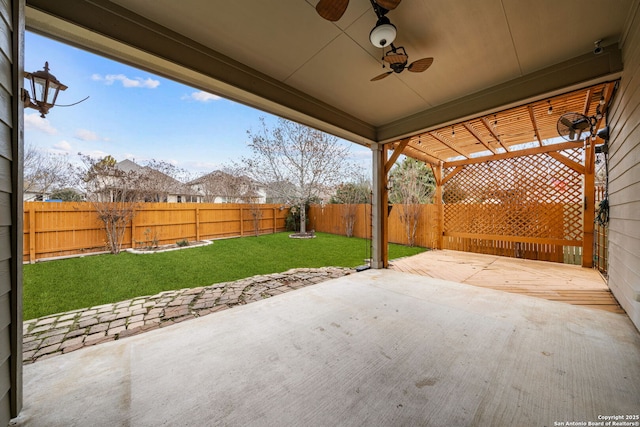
[441,147,585,263]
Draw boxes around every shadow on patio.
[13,268,640,426]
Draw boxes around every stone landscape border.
[126,239,213,254]
[22,267,354,364]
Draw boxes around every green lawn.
[24,232,425,320]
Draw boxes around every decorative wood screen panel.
[442,147,585,262]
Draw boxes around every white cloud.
[183,160,220,173]
[53,140,72,152]
[75,129,100,141]
[24,113,57,135]
[183,91,221,103]
[92,73,160,89]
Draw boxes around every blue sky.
[25,32,371,177]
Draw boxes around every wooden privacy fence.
[308,203,439,248]
[23,202,289,262]
[310,199,584,265]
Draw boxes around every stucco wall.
[607,3,640,330]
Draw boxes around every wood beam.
[428,131,470,158]
[444,141,583,168]
[442,166,466,186]
[403,144,443,166]
[593,81,616,133]
[433,163,444,250]
[528,105,543,147]
[583,139,596,268]
[463,122,496,154]
[481,117,510,152]
[384,138,410,174]
[546,152,585,175]
[582,87,594,116]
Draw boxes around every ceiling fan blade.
[316,0,349,21]
[574,119,591,130]
[569,128,576,140]
[383,53,408,65]
[560,116,573,128]
[376,0,401,10]
[371,71,393,81]
[407,57,434,72]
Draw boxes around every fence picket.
[23,202,289,262]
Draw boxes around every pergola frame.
[374,81,617,268]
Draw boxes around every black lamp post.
[23,62,68,118]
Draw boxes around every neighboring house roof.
[114,158,141,173]
[115,160,199,196]
[188,170,266,202]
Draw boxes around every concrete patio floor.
[14,269,640,426]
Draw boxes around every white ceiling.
[26,0,637,145]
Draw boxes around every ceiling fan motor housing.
[370,16,396,47]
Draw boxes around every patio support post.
[433,163,444,250]
[371,143,388,268]
[583,138,596,268]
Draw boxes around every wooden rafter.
[428,131,470,158]
[410,137,446,163]
[582,87,594,116]
[528,105,543,147]
[393,81,617,166]
[593,81,616,136]
[403,145,441,165]
[481,117,510,152]
[463,122,496,154]
[444,141,583,168]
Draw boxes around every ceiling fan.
[557,112,597,141]
[371,44,434,81]
[316,0,401,22]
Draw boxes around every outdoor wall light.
[23,62,68,118]
[593,40,603,55]
[370,16,396,48]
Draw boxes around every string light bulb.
[547,101,553,115]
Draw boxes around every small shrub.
[285,204,310,231]
[176,239,189,247]
[142,228,160,249]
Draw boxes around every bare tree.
[140,159,195,202]
[24,143,75,200]
[330,174,371,237]
[242,117,352,234]
[191,167,261,203]
[248,202,263,236]
[77,154,150,254]
[389,158,435,246]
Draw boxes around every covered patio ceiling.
[24,0,636,151]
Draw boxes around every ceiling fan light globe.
[370,22,396,48]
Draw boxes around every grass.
[24,232,426,320]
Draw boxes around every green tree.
[389,157,435,204]
[49,188,83,201]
